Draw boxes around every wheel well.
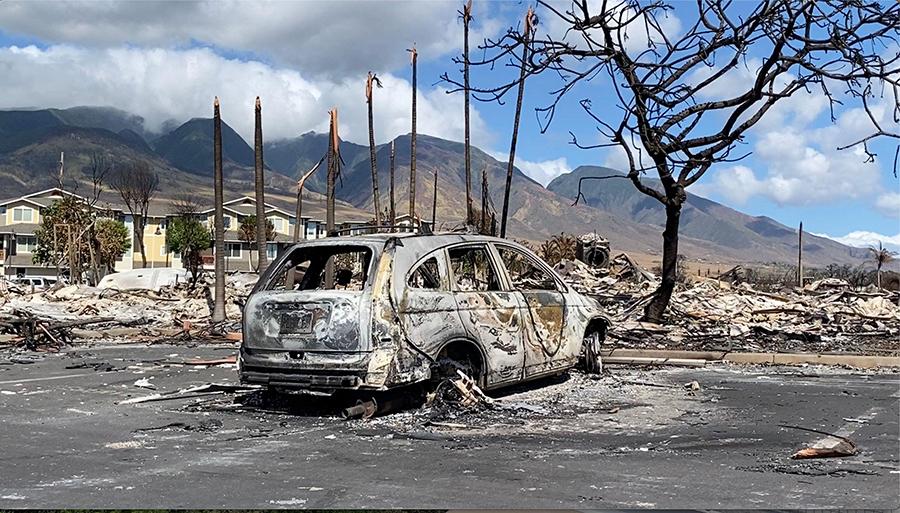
[435,340,486,382]
[584,317,609,338]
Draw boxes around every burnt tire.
[582,330,603,374]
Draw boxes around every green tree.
[868,242,897,289]
[166,216,212,286]
[94,218,131,273]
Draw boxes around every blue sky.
[0,0,896,248]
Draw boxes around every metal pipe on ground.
[602,356,707,367]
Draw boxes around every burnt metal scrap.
[239,233,611,396]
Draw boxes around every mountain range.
[0,106,867,266]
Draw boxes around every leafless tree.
[254,96,269,273]
[111,160,159,269]
[85,152,111,207]
[366,72,384,227]
[171,193,204,217]
[325,108,340,288]
[443,0,900,322]
[212,97,226,323]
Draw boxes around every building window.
[223,216,232,229]
[12,207,33,223]
[16,235,37,254]
[226,242,242,258]
[268,216,284,232]
[159,220,167,231]
[160,244,168,257]
[266,242,278,260]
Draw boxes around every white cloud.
[486,150,572,185]
[815,231,900,252]
[515,157,572,186]
[876,192,900,218]
[0,45,491,146]
[0,1,503,80]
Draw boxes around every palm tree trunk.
[409,46,418,218]
[389,140,396,226]
[325,109,338,288]
[481,164,488,233]
[366,73,382,228]
[254,97,268,274]
[212,97,226,323]
[500,8,534,239]
[463,0,473,224]
[432,166,438,228]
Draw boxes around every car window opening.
[265,246,373,291]
[449,246,501,292]
[409,256,442,289]
[498,246,558,291]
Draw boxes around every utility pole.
[254,97,268,274]
[500,7,534,238]
[797,221,803,287]
[408,45,418,219]
[212,97,226,323]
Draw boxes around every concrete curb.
[601,348,900,368]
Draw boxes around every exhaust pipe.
[341,399,378,419]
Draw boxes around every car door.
[447,243,525,387]
[495,243,574,379]
[398,250,468,361]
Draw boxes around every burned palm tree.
[500,6,534,239]
[462,0,474,224]
[408,45,418,218]
[293,156,325,242]
[253,96,268,273]
[389,139,396,226]
[366,72,383,228]
[325,108,340,288]
[212,97,226,323]
[869,242,897,289]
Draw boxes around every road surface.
[0,344,897,509]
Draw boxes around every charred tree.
[389,139,396,225]
[212,97,226,323]
[443,0,900,322]
[254,96,268,273]
[462,0,474,224]
[499,7,534,239]
[366,72,383,228]
[325,108,339,287]
[408,45,418,218]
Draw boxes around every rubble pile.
[555,259,900,355]
[0,273,257,349]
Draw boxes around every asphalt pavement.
[0,343,897,509]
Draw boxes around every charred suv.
[239,234,609,392]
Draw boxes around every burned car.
[239,234,609,393]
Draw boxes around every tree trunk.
[432,166,438,227]
[389,140,396,226]
[212,97,226,323]
[254,97,268,274]
[325,109,337,288]
[135,217,148,268]
[644,201,682,323]
[500,8,533,239]
[409,47,418,218]
[463,1,473,224]
[877,264,882,289]
[367,73,382,228]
